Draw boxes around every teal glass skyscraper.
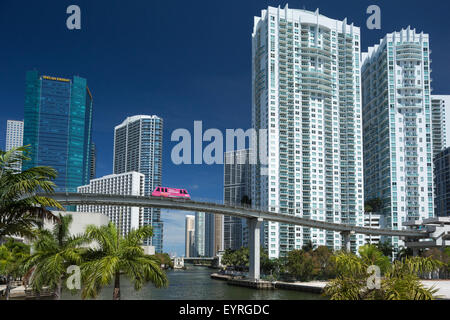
[23,70,93,192]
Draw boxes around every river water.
[60,266,324,300]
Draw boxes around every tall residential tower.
[194,212,215,257]
[431,95,450,157]
[252,5,364,258]
[185,215,195,257]
[5,120,24,171]
[224,149,252,250]
[113,115,163,251]
[362,27,434,252]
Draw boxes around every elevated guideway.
[42,192,430,280]
[45,192,426,237]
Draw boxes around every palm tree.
[364,198,383,213]
[0,146,62,240]
[324,251,442,300]
[358,244,391,274]
[81,223,168,300]
[302,241,315,252]
[24,214,88,300]
[397,246,414,261]
[376,241,394,259]
[0,239,30,300]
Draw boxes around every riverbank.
[8,266,322,300]
[1,285,54,299]
[210,273,450,299]
[210,273,325,292]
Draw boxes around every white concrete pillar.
[341,230,354,252]
[248,217,263,280]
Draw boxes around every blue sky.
[1,0,449,255]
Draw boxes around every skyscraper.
[194,212,214,257]
[23,70,93,192]
[213,215,224,256]
[433,147,450,217]
[431,95,450,157]
[113,115,163,251]
[185,215,195,257]
[252,5,364,258]
[77,172,145,236]
[224,149,252,250]
[362,27,434,252]
[5,120,24,171]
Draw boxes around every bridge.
[172,257,218,269]
[44,192,430,281]
[183,257,215,262]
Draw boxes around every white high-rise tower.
[362,27,434,253]
[252,5,364,258]
[77,172,145,237]
[185,215,195,257]
[5,120,24,171]
[114,115,163,251]
[431,95,450,156]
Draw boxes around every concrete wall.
[45,211,110,236]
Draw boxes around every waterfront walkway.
[422,280,450,299]
[210,273,450,299]
[274,280,450,299]
[273,281,327,294]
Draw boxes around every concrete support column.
[341,230,354,252]
[248,217,263,281]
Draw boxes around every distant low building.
[142,246,156,255]
[173,257,184,269]
[363,212,382,245]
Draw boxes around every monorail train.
[151,187,191,199]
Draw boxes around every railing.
[25,287,54,299]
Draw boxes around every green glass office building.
[23,70,93,192]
